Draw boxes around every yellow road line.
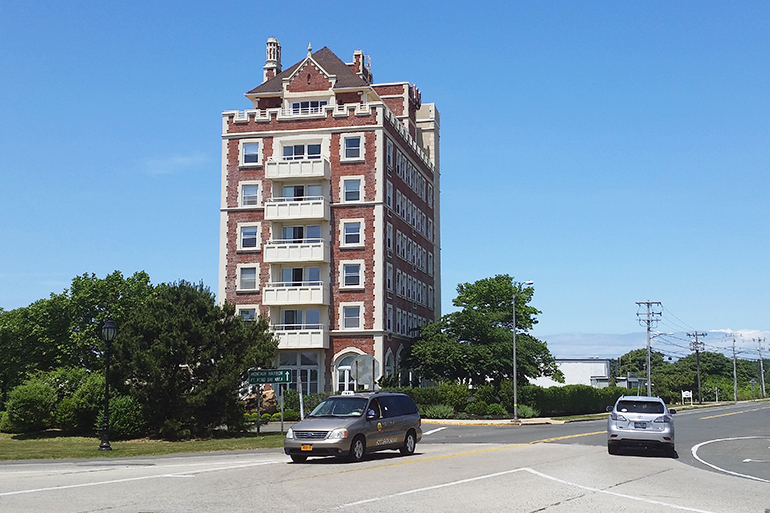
[700,405,770,420]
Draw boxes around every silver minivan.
[284,391,422,463]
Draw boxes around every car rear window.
[616,400,665,414]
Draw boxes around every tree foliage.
[0,272,279,440]
[406,275,562,386]
[113,281,278,439]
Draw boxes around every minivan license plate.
[301,444,313,451]
[634,422,647,429]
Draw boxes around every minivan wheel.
[290,455,307,463]
[348,436,366,462]
[400,430,416,456]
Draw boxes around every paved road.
[0,401,767,512]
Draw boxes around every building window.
[386,181,393,210]
[239,182,260,207]
[340,262,363,288]
[386,223,393,252]
[239,139,262,167]
[340,219,363,247]
[386,139,393,170]
[341,304,362,330]
[278,350,320,395]
[387,263,393,291]
[283,143,322,161]
[281,224,321,243]
[345,137,360,159]
[427,219,433,242]
[237,265,258,292]
[238,307,257,321]
[342,178,362,202]
[237,223,260,251]
[341,133,364,162]
[291,100,327,115]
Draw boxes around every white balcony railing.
[262,281,329,306]
[273,324,327,349]
[265,158,331,181]
[263,239,329,263]
[264,196,329,221]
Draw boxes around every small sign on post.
[249,369,292,385]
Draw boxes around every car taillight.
[653,415,672,423]
[610,412,627,421]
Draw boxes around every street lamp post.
[513,280,534,422]
[99,317,117,451]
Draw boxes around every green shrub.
[5,380,58,432]
[283,408,300,421]
[422,404,455,419]
[474,384,497,405]
[108,395,147,440]
[486,403,507,417]
[261,413,272,423]
[0,411,14,433]
[57,372,105,435]
[438,383,470,411]
[457,412,469,420]
[271,412,282,422]
[243,413,259,423]
[466,400,488,416]
[517,404,540,418]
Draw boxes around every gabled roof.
[247,46,370,96]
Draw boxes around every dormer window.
[291,100,327,115]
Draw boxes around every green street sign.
[249,369,292,384]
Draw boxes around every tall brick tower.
[219,39,440,394]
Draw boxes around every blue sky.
[1,1,768,359]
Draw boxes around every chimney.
[349,49,372,84]
[263,37,281,83]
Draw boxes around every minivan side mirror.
[366,410,377,420]
[605,406,613,412]
[669,409,677,414]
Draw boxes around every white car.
[606,395,676,457]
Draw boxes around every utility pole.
[636,301,662,396]
[755,338,766,399]
[732,337,739,402]
[688,332,707,404]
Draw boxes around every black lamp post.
[99,317,117,451]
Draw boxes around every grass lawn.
[0,430,286,461]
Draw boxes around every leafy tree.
[0,271,152,407]
[113,281,278,439]
[407,275,562,386]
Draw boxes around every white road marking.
[422,427,447,436]
[0,459,285,497]
[337,467,716,512]
[691,436,770,483]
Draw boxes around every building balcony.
[262,281,329,306]
[264,196,330,221]
[263,239,329,263]
[265,158,331,181]
[273,324,328,350]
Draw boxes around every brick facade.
[219,40,440,394]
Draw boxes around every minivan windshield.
[308,397,368,417]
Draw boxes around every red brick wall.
[287,61,332,92]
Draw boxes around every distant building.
[218,39,441,394]
[531,358,644,390]
[531,358,612,388]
